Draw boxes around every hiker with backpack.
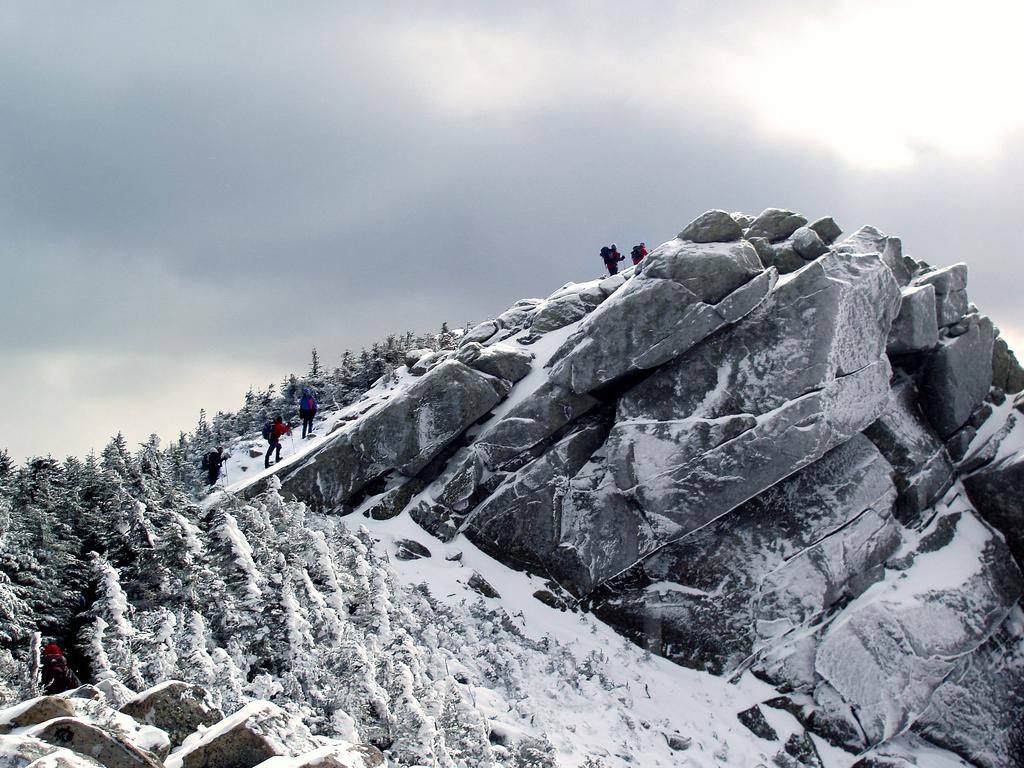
[202,446,227,486]
[299,387,317,439]
[263,416,292,468]
[601,244,625,276]
[631,243,647,266]
[40,643,80,695]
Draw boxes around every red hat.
[42,643,62,656]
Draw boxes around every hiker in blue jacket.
[299,387,317,439]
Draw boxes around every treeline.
[0,325,463,693]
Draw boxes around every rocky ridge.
[250,207,1024,767]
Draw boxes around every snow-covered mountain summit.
[242,208,1024,766]
[3,207,1023,768]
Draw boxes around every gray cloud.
[1,2,1022,461]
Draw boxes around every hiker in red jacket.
[631,243,648,266]
[40,643,80,694]
[265,416,292,468]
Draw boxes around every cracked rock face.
[555,251,900,591]
[811,507,1022,746]
[863,375,953,523]
[913,606,1024,768]
[275,361,509,512]
[588,437,900,673]
[548,241,773,394]
[918,314,995,438]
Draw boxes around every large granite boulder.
[454,343,533,383]
[914,264,968,327]
[886,284,938,355]
[410,447,485,540]
[530,285,604,333]
[790,226,828,260]
[474,382,599,470]
[0,734,104,767]
[464,421,611,575]
[963,453,1024,566]
[554,251,901,591]
[746,208,807,242]
[808,216,842,245]
[169,701,320,768]
[992,335,1024,394]
[120,682,223,750]
[835,226,911,286]
[277,361,509,512]
[918,314,995,437]
[27,719,162,768]
[749,237,804,274]
[589,437,900,673]
[549,239,773,394]
[0,697,76,734]
[812,506,1022,746]
[913,606,1024,768]
[677,209,743,243]
[863,375,954,523]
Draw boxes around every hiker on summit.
[631,243,647,266]
[40,643,80,695]
[299,387,317,439]
[264,416,292,468]
[602,244,625,276]
[203,446,227,486]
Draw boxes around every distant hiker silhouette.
[299,387,317,439]
[40,643,80,695]
[602,244,625,276]
[202,446,226,486]
[263,416,292,468]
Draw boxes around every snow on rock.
[253,742,384,768]
[25,719,162,768]
[453,342,533,384]
[912,604,1024,768]
[1,695,169,762]
[549,239,774,395]
[120,682,223,750]
[465,420,611,577]
[812,494,1022,746]
[863,373,954,523]
[745,207,808,243]
[0,699,76,735]
[166,701,320,768]
[555,250,900,590]
[886,283,938,355]
[834,225,912,286]
[473,381,598,470]
[913,263,969,328]
[677,209,744,243]
[588,436,901,674]
[0,734,103,768]
[268,360,510,513]
[91,682,135,711]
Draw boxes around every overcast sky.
[2,1,1023,463]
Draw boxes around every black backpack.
[262,422,273,441]
[200,454,210,470]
